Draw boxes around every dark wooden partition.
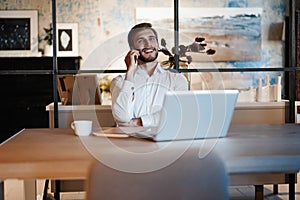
[0,57,80,143]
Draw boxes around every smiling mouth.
[142,48,156,54]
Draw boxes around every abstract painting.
[136,7,262,62]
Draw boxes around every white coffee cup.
[71,120,92,136]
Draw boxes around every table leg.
[255,185,264,200]
[273,184,278,194]
[54,180,61,200]
[24,180,36,200]
[288,173,296,200]
[0,181,4,200]
[43,180,49,200]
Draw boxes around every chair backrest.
[86,150,229,200]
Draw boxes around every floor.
[3,174,300,200]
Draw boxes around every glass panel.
[189,71,284,102]
[1,0,288,131]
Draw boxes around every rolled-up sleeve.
[110,76,135,123]
[140,111,161,127]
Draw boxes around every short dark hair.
[127,22,158,49]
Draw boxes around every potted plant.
[158,37,215,82]
[159,37,215,69]
[43,24,53,56]
[99,75,112,105]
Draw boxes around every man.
[110,23,188,127]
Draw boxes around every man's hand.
[118,118,143,127]
[124,49,140,81]
[130,118,143,126]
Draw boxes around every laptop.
[128,90,238,142]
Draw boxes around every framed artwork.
[136,7,262,62]
[0,10,39,57]
[56,23,78,57]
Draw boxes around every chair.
[86,150,229,200]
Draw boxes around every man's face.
[132,29,159,63]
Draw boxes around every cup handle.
[71,122,75,130]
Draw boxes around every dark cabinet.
[296,11,300,112]
[0,57,80,142]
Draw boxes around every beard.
[138,49,158,63]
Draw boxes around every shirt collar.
[136,63,166,77]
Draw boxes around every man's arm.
[117,118,143,127]
[110,50,141,125]
[110,78,144,127]
[110,76,135,124]
[111,76,161,127]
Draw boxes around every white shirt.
[110,64,188,127]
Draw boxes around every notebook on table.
[128,90,239,142]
